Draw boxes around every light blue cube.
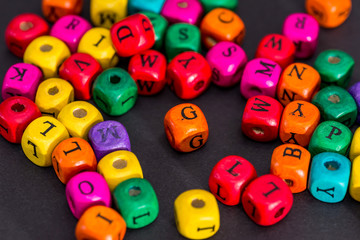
[128,0,166,14]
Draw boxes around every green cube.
[312,86,357,127]
[140,11,168,50]
[92,68,138,116]
[314,49,354,88]
[113,178,159,229]
[308,121,352,156]
[200,0,238,12]
[165,23,201,61]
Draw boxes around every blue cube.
[128,0,166,14]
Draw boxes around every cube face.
[5,13,49,58]
[282,13,319,58]
[206,41,247,87]
[348,82,360,124]
[200,8,245,49]
[93,68,138,116]
[161,0,203,25]
[113,178,159,229]
[164,103,209,152]
[208,155,257,205]
[128,0,165,14]
[200,0,237,13]
[241,174,293,226]
[140,12,168,50]
[240,58,281,99]
[42,0,83,22]
[308,121,352,156]
[241,96,283,142]
[2,63,43,101]
[279,100,320,147]
[308,152,351,203]
[277,63,321,106]
[90,0,128,29]
[270,144,311,193]
[349,127,360,161]
[174,189,220,239]
[305,0,352,28]
[312,86,357,127]
[21,116,69,167]
[349,156,360,202]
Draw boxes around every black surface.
[1,1,360,239]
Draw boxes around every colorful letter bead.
[200,8,245,49]
[78,28,119,70]
[57,101,104,140]
[167,52,212,99]
[240,58,281,99]
[75,206,126,240]
[128,0,165,14]
[200,0,237,13]
[308,121,352,156]
[93,68,138,116]
[277,63,321,106]
[128,50,167,95]
[242,174,293,226]
[65,171,111,219]
[308,152,351,203]
[349,156,360,202]
[165,23,201,61]
[279,100,320,147]
[5,13,49,58]
[42,0,83,22]
[90,0,128,29]
[313,50,354,88]
[161,0,203,25]
[164,103,208,152]
[241,96,283,142]
[208,155,257,205]
[348,127,360,161]
[140,12,168,50]
[23,36,71,79]
[2,63,43,101]
[255,34,296,70]
[88,120,131,160]
[312,86,357,127]
[206,41,247,87]
[52,137,97,184]
[50,15,92,53]
[59,53,103,100]
[348,82,360,124]
[97,151,143,191]
[110,14,155,57]
[35,78,74,118]
[270,144,311,193]
[21,116,69,167]
[174,189,220,239]
[0,97,41,144]
[305,0,352,28]
[113,178,158,229]
[282,13,319,59]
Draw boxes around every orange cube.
[52,137,97,184]
[164,103,209,152]
[200,8,245,49]
[42,0,83,22]
[270,144,311,193]
[277,63,321,106]
[279,100,320,147]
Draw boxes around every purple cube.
[348,82,360,123]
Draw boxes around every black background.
[1,0,360,239]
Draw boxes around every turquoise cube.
[128,0,165,14]
[308,152,351,203]
[140,11,168,50]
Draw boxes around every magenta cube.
[50,15,92,53]
[240,58,281,99]
[161,0,203,25]
[282,13,319,59]
[2,63,42,101]
[65,172,111,219]
[206,41,247,87]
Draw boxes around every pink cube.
[50,15,92,53]
[65,172,111,219]
[161,0,203,25]
[2,63,42,101]
[206,41,247,87]
[240,58,281,99]
[282,13,319,59]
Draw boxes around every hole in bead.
[194,81,204,91]
[165,126,175,146]
[40,44,53,52]
[177,1,188,8]
[274,207,285,218]
[252,127,264,135]
[110,75,121,84]
[48,86,59,95]
[129,187,141,197]
[250,87,262,95]
[20,21,34,31]
[284,179,293,187]
[324,161,340,171]
[206,36,217,46]
[112,159,127,169]
[192,199,205,208]
[328,56,341,64]
[11,103,25,112]
[73,109,87,118]
[328,94,340,103]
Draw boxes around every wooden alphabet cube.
[161,0,203,25]
[90,0,128,29]
[42,0,83,22]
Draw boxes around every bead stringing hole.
[328,56,341,64]
[112,159,127,169]
[284,179,293,187]
[328,94,340,103]
[40,44,53,52]
[177,2,188,8]
[194,81,204,91]
[250,87,262,95]
[48,86,59,95]
[252,127,264,135]
[20,21,33,31]
[129,187,141,197]
[110,75,121,84]
[192,199,205,208]
[274,207,285,218]
[324,161,340,171]
[11,103,25,112]
[73,109,87,118]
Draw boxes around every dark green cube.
[140,11,168,50]
[200,0,238,12]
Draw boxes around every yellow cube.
[174,189,220,240]
[35,78,74,118]
[350,156,360,201]
[349,127,360,161]
[57,101,103,140]
[90,0,128,29]
[97,150,143,191]
[21,116,69,167]
[78,28,119,70]
[24,36,71,79]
